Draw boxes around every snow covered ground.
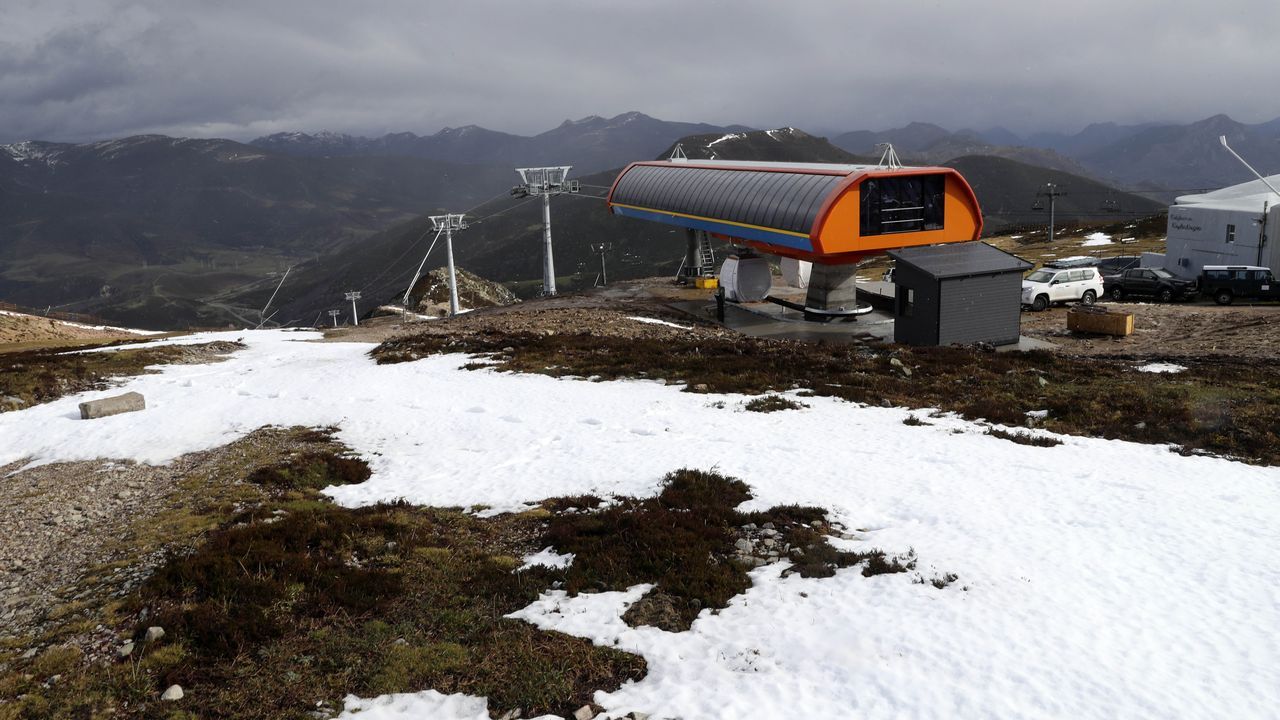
[1,330,1276,719]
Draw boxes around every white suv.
[1021,266,1104,311]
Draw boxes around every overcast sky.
[3,0,1278,144]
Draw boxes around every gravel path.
[0,425,311,666]
[0,457,188,651]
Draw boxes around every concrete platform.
[667,279,1055,351]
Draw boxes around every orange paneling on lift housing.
[606,159,983,264]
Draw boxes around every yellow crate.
[694,277,719,289]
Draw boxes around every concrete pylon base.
[804,264,860,313]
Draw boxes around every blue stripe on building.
[612,206,814,252]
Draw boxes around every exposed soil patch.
[1019,302,1280,359]
[0,428,344,661]
[321,279,726,346]
[129,503,643,720]
[0,340,242,413]
[2,445,918,719]
[0,430,646,720]
[0,310,159,349]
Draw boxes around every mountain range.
[4,110,1272,328]
[250,112,752,176]
[831,115,1280,191]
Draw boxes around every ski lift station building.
[607,158,1002,328]
[607,159,984,267]
[1163,174,1280,278]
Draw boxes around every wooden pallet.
[1067,305,1134,336]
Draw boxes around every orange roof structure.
[607,159,983,264]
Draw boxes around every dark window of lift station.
[860,174,945,236]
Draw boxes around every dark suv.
[1096,256,1141,276]
[1103,267,1198,302]
[1199,265,1280,305]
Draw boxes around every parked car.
[1199,265,1280,305]
[1042,256,1100,269]
[1021,266,1105,311]
[1095,255,1142,276]
[1103,268,1197,302]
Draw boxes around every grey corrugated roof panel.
[612,163,844,235]
[887,242,1032,280]
[679,159,894,174]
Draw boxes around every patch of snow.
[1082,232,1113,247]
[1137,362,1187,374]
[0,330,1276,719]
[1025,409,1049,420]
[1,141,64,166]
[518,546,574,571]
[707,133,742,148]
[1009,235,1023,240]
[336,689,505,720]
[626,316,692,330]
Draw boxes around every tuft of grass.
[245,450,371,490]
[139,505,411,660]
[985,427,1063,447]
[121,500,643,719]
[30,646,81,678]
[540,495,605,513]
[545,469,910,631]
[902,414,931,426]
[930,572,960,589]
[368,642,469,696]
[744,394,807,413]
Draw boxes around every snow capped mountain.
[0,140,69,166]
[248,112,749,173]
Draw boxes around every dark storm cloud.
[2,0,1278,143]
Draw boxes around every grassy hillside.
[0,136,512,327]
[945,155,1165,232]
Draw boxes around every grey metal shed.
[887,242,1032,346]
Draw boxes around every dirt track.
[0,311,149,350]
[321,277,719,345]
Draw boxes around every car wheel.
[1215,290,1233,306]
[1109,287,1124,301]
[1081,290,1097,305]
[1158,287,1174,303]
[1032,294,1049,312]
